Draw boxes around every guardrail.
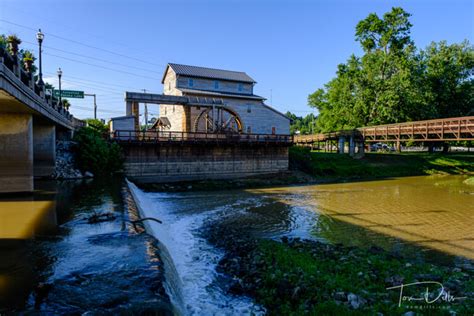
[111,130,293,144]
[0,45,78,125]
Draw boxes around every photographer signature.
[386,281,467,307]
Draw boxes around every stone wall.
[122,143,289,183]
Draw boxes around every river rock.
[347,293,366,309]
[334,291,346,301]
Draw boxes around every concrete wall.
[122,143,289,183]
[0,114,33,192]
[33,123,56,178]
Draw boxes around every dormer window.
[189,78,194,87]
[214,81,219,89]
[238,83,243,91]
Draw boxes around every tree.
[308,7,473,132]
[286,112,317,135]
[422,40,474,118]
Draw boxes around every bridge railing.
[111,130,293,144]
[0,45,76,123]
[293,116,474,144]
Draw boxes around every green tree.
[286,111,317,134]
[73,125,123,175]
[308,7,473,132]
[422,40,474,118]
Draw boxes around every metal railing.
[294,116,474,144]
[111,130,293,144]
[0,46,77,124]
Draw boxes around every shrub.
[73,126,123,175]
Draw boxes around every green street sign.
[53,90,84,98]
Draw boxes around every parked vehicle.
[371,143,395,152]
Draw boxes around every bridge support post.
[33,123,56,178]
[0,114,34,193]
[349,136,355,156]
[338,136,345,154]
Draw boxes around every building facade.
[158,63,290,135]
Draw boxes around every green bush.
[73,126,123,175]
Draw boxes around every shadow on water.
[0,177,173,314]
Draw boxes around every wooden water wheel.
[193,106,243,133]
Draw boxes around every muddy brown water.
[1,175,472,314]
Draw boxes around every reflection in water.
[0,179,171,314]
[0,181,64,309]
[250,175,474,260]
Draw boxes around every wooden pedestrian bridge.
[293,116,474,154]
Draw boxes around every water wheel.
[193,106,243,133]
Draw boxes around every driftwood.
[128,217,163,232]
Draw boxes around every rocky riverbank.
[53,141,93,180]
[206,226,474,315]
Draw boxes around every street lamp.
[36,29,44,87]
[57,67,63,107]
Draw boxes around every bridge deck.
[294,116,474,144]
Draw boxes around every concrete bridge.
[294,116,474,155]
[0,47,82,193]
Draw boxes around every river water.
[1,175,473,314]
[129,175,474,314]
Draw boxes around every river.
[1,175,473,314]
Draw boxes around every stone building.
[158,63,290,135]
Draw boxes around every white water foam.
[127,180,264,316]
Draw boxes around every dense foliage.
[285,112,317,135]
[309,7,474,132]
[73,120,123,175]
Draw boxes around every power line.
[43,52,158,80]
[0,19,166,68]
[21,39,159,74]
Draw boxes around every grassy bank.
[214,236,474,315]
[290,147,474,179]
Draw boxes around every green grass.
[290,147,474,180]
[252,240,473,315]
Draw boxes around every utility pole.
[142,89,148,130]
[84,93,97,119]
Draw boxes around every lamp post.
[57,67,63,107]
[36,29,44,88]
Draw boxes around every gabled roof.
[162,63,256,84]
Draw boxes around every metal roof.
[162,63,256,84]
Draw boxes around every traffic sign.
[53,90,84,98]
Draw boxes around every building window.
[164,106,167,115]
[247,104,251,113]
[173,105,175,113]
[272,127,276,134]
[189,78,194,87]
[247,126,252,134]
[168,82,171,90]
[214,81,219,89]
[238,83,243,91]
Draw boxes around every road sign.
[53,90,84,98]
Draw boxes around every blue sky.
[1,0,473,121]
